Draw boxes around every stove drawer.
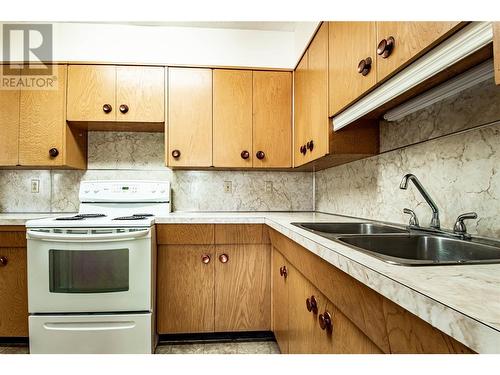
[29,313,153,354]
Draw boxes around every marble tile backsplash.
[0,132,313,213]
[315,121,500,238]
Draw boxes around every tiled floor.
[0,341,280,354]
[156,340,280,354]
[0,344,29,354]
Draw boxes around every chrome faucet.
[399,174,440,229]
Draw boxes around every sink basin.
[338,234,500,266]
[293,222,407,235]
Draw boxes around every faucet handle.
[403,208,419,227]
[453,212,477,238]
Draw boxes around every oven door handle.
[43,321,136,331]
[26,228,150,242]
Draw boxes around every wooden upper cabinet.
[116,66,165,122]
[293,54,309,167]
[19,65,66,167]
[328,22,377,116]
[493,23,500,85]
[213,69,253,168]
[0,67,20,166]
[376,22,462,82]
[253,70,292,168]
[168,68,213,167]
[67,65,116,122]
[306,22,329,164]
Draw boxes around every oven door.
[27,227,152,314]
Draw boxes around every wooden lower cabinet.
[156,224,270,334]
[280,247,380,354]
[215,244,270,331]
[0,227,28,337]
[272,248,289,353]
[269,229,474,354]
[157,244,215,334]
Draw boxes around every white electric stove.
[25,180,170,354]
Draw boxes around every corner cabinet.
[0,64,87,169]
[156,224,271,334]
[294,22,379,169]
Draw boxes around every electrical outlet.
[265,181,273,193]
[223,181,232,193]
[31,179,40,193]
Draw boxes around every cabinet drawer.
[156,224,214,245]
[0,228,27,248]
[214,224,265,244]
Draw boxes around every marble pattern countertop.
[1,211,499,353]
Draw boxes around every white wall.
[0,22,319,69]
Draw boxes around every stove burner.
[113,216,147,221]
[75,213,107,218]
[133,213,154,217]
[55,216,84,221]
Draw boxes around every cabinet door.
[376,22,462,81]
[288,268,319,354]
[272,248,289,353]
[18,65,66,166]
[306,22,329,164]
[67,65,116,122]
[253,71,292,168]
[293,54,309,167]
[0,246,28,337]
[116,66,165,123]
[215,245,270,332]
[0,67,20,166]
[213,69,253,167]
[314,299,382,354]
[329,22,377,116]
[168,68,213,167]
[157,245,215,334]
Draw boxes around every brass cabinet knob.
[279,266,284,276]
[241,150,250,160]
[49,148,59,158]
[256,151,265,160]
[300,145,306,155]
[102,104,112,113]
[357,57,372,76]
[377,36,395,58]
[306,295,318,314]
[219,253,229,263]
[319,311,333,332]
[171,149,181,159]
[119,104,129,114]
[0,256,7,266]
[201,254,211,264]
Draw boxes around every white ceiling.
[82,21,300,32]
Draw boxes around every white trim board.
[332,22,493,131]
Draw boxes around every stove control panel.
[79,181,170,203]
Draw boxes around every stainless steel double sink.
[292,222,500,266]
